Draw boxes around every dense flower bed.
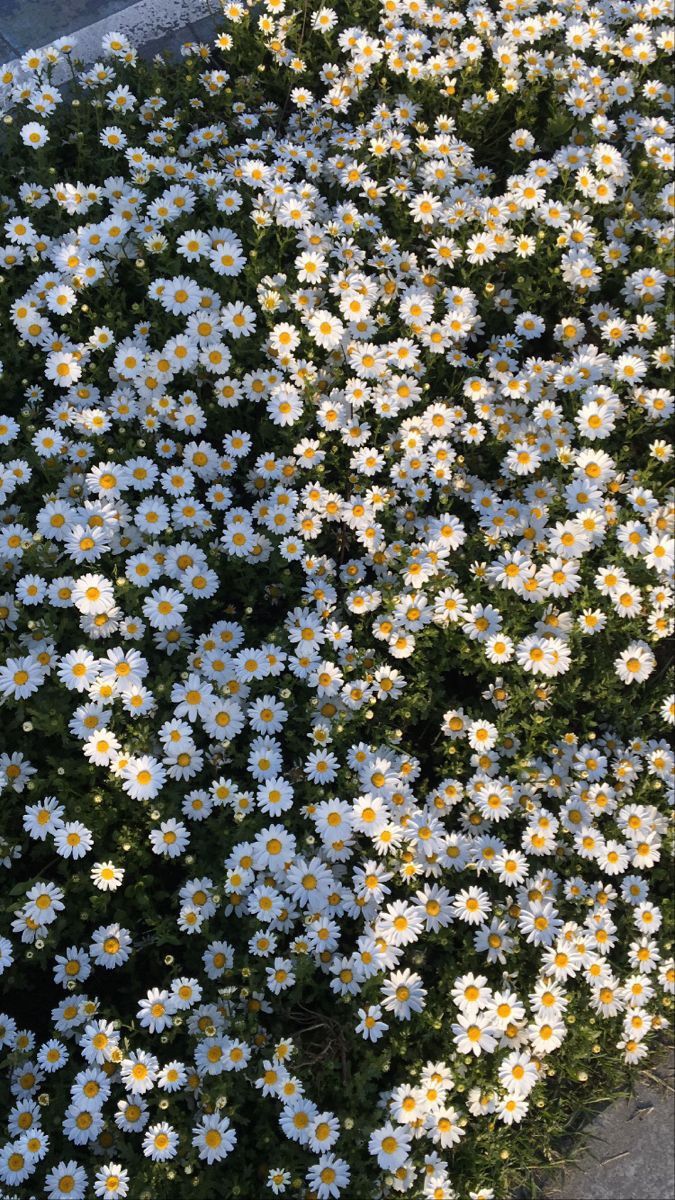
[0,1,673,1197]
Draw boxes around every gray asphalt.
[0,0,221,62]
[0,0,131,56]
[545,1049,675,1200]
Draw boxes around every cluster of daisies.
[0,0,672,1196]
